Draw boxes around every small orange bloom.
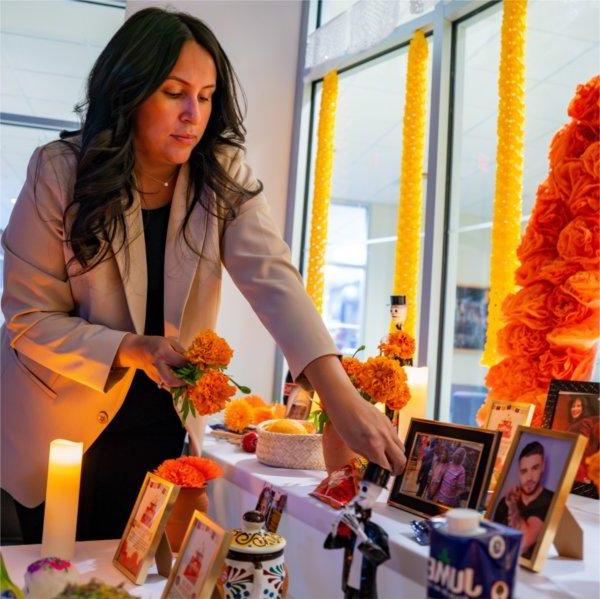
[342,357,362,381]
[497,322,548,359]
[155,456,222,488]
[253,406,276,424]
[185,329,234,367]
[188,370,236,415]
[557,215,600,270]
[502,283,553,331]
[585,451,600,490]
[567,75,600,125]
[224,398,253,433]
[378,331,416,360]
[356,356,408,407]
[547,286,591,328]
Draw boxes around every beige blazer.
[1,140,337,507]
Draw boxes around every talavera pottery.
[218,511,288,599]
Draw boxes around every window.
[439,0,600,425]
[302,40,431,358]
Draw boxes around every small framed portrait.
[161,511,232,599]
[543,380,599,498]
[388,419,500,518]
[486,426,587,572]
[285,385,312,420]
[113,473,179,585]
[485,400,535,473]
[453,286,489,350]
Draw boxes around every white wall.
[126,1,304,402]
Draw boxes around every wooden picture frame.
[113,473,179,585]
[543,379,599,499]
[388,419,500,518]
[486,426,587,572]
[485,399,535,474]
[161,510,232,599]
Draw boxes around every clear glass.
[440,0,600,425]
[319,0,357,27]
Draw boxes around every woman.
[1,8,405,542]
[566,395,599,484]
[426,444,449,501]
[432,447,466,508]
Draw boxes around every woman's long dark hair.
[47,7,262,273]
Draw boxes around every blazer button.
[97,411,108,424]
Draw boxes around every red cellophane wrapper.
[310,458,366,509]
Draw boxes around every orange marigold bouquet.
[154,456,223,488]
[172,329,250,421]
[311,346,412,432]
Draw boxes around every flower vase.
[322,421,358,474]
[166,486,209,553]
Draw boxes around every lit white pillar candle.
[41,439,83,560]
[399,367,429,443]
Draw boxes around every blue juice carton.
[427,509,522,599]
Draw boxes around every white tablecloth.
[2,428,599,598]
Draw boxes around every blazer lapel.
[111,188,147,335]
[164,163,207,339]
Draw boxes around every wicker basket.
[256,420,325,471]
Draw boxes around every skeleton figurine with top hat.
[324,463,391,599]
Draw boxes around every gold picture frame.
[485,399,535,473]
[486,426,587,572]
[113,472,180,585]
[161,510,232,599]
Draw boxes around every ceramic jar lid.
[229,511,286,555]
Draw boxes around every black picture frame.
[387,418,500,518]
[543,379,600,499]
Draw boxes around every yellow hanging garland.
[306,70,338,314]
[481,0,528,366]
[392,30,429,337]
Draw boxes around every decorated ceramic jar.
[219,511,287,599]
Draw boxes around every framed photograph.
[255,483,288,533]
[453,286,489,350]
[486,426,587,572]
[113,473,179,585]
[485,400,535,473]
[161,510,232,599]
[388,419,500,518]
[285,385,312,420]
[543,379,599,498]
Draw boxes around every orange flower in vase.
[356,356,411,411]
[155,456,223,553]
[378,330,416,362]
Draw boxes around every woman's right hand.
[113,333,187,388]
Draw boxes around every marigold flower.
[585,451,600,491]
[342,357,362,381]
[356,356,408,406]
[378,331,416,360]
[155,456,222,488]
[224,398,253,432]
[253,406,276,424]
[188,370,236,416]
[185,329,233,367]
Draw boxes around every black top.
[107,203,183,434]
[493,487,554,559]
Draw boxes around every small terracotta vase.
[166,486,209,553]
[322,421,359,474]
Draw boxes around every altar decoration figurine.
[324,463,391,598]
[170,329,251,422]
[477,75,600,426]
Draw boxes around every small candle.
[399,367,428,443]
[41,439,83,560]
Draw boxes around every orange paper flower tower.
[478,76,600,427]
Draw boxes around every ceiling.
[324,0,599,233]
[0,0,125,230]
